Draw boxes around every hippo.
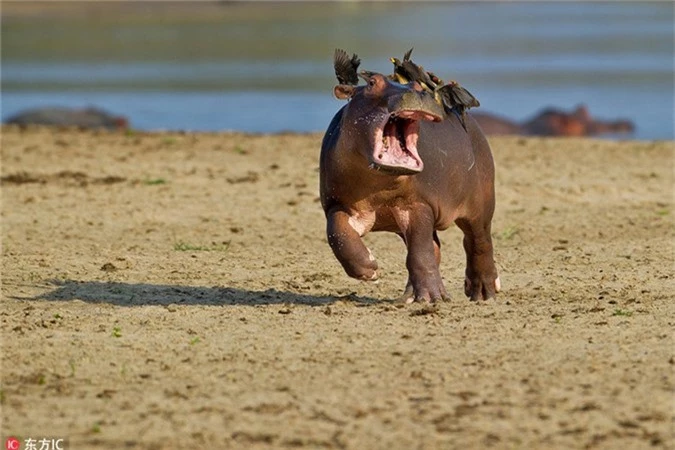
[5,107,129,131]
[472,105,635,137]
[320,70,500,302]
[569,105,634,136]
[470,112,522,136]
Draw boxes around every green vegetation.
[496,226,520,240]
[112,326,122,338]
[612,309,633,317]
[173,240,230,252]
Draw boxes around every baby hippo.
[320,71,500,302]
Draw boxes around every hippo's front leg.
[402,207,448,303]
[326,208,378,281]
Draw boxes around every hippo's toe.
[399,282,415,304]
[347,266,378,282]
[399,277,448,304]
[464,274,500,301]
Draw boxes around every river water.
[2,2,673,139]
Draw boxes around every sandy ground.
[1,125,673,449]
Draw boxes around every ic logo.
[5,437,20,450]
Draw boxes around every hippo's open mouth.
[371,110,440,175]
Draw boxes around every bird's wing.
[334,49,360,85]
[440,83,480,108]
[452,85,480,108]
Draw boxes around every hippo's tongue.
[372,111,428,175]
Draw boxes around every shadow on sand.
[23,279,381,307]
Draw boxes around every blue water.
[2,2,673,139]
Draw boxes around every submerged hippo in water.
[5,107,129,131]
[473,105,634,137]
[321,60,499,302]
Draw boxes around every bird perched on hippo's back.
[435,80,480,131]
[389,48,480,131]
[390,48,438,92]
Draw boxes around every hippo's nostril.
[378,154,383,159]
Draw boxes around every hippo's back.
[412,114,494,226]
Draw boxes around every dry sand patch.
[1,126,673,449]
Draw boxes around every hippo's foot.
[346,258,379,281]
[399,275,449,304]
[327,210,380,281]
[346,247,379,281]
[464,274,500,301]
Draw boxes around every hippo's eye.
[368,78,376,87]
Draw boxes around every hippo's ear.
[334,85,356,100]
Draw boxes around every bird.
[387,48,481,131]
[435,80,480,131]
[334,49,361,85]
[357,70,380,82]
[426,70,444,86]
[390,48,437,92]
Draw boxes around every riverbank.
[2,126,673,449]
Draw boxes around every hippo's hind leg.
[399,231,444,303]
[455,216,500,301]
[326,208,378,281]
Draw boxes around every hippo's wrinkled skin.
[473,105,635,137]
[320,73,499,302]
[5,107,129,131]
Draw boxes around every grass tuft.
[496,226,520,240]
[173,240,230,252]
[612,309,632,317]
